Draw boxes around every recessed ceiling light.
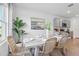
[67,10,71,14]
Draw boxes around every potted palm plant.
[45,21,51,38]
[13,17,26,43]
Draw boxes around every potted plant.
[13,17,26,43]
[45,21,51,38]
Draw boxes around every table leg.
[34,46,39,56]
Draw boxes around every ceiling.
[13,3,79,18]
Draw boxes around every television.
[62,23,67,27]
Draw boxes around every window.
[0,5,4,19]
[0,21,6,41]
[0,4,7,42]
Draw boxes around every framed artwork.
[62,20,70,28]
[31,17,45,30]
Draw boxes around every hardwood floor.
[64,38,79,56]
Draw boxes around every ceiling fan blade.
[68,3,74,7]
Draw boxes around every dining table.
[22,35,63,56]
[22,38,47,56]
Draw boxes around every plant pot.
[16,41,21,44]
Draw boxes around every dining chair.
[7,36,31,56]
[69,31,73,39]
[39,38,57,56]
[58,35,69,48]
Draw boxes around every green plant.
[45,21,51,31]
[13,17,26,43]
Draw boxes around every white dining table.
[23,38,46,56]
[53,35,62,42]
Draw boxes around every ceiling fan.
[68,3,74,7]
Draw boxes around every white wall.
[0,40,8,56]
[12,4,54,41]
[8,4,13,36]
[70,17,79,38]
